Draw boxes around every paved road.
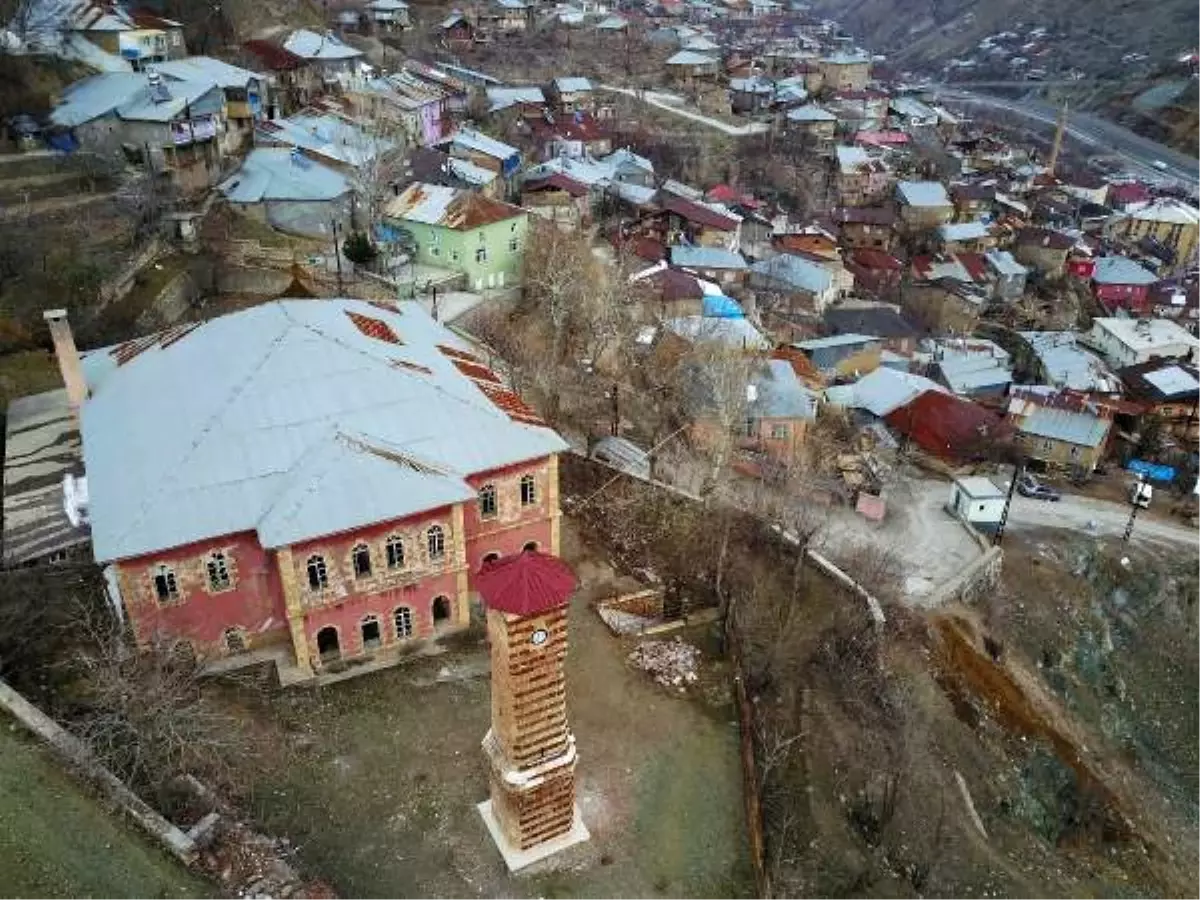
[599,85,769,136]
[1006,490,1198,548]
[932,88,1199,190]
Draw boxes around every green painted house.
[384,182,528,291]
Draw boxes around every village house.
[832,206,896,251]
[218,147,353,239]
[280,29,364,85]
[646,195,742,251]
[937,220,994,254]
[480,0,531,34]
[984,250,1029,301]
[885,390,1010,462]
[1018,331,1120,394]
[835,145,892,207]
[906,254,992,333]
[629,263,707,320]
[1146,278,1200,333]
[1006,388,1112,474]
[1083,317,1200,368]
[353,72,449,148]
[365,0,411,30]
[438,11,476,49]
[1110,198,1200,275]
[827,89,889,132]
[741,360,820,464]
[398,147,498,197]
[669,245,749,288]
[41,300,567,679]
[930,338,1013,398]
[824,303,918,354]
[888,95,938,129]
[520,171,590,230]
[1090,256,1159,314]
[156,56,268,142]
[665,50,722,83]
[255,112,396,175]
[1106,180,1152,212]
[548,77,594,114]
[1012,227,1074,278]
[785,104,837,150]
[486,85,546,118]
[384,183,528,291]
[528,113,613,161]
[750,253,843,314]
[1117,360,1200,443]
[443,128,521,191]
[50,70,228,193]
[729,76,775,115]
[241,40,312,116]
[818,50,871,91]
[773,229,839,260]
[793,334,882,378]
[844,249,904,299]
[949,182,996,221]
[59,1,185,69]
[896,181,955,229]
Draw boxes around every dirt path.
[598,85,770,136]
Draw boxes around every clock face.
[530,628,549,646]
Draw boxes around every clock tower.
[475,550,589,870]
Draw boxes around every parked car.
[1017,473,1061,501]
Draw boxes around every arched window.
[394,606,413,639]
[152,565,178,603]
[361,615,382,650]
[316,626,340,662]
[519,474,537,506]
[523,541,539,553]
[386,535,405,569]
[206,551,231,591]
[478,483,498,519]
[306,555,328,590]
[224,627,246,654]
[427,525,445,561]
[352,543,372,578]
[482,551,500,565]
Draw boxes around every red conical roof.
[476,550,577,617]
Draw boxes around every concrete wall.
[214,265,293,296]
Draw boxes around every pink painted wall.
[119,531,288,653]
[1094,282,1150,312]
[462,457,555,577]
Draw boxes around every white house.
[947,476,1005,531]
[1082,317,1200,368]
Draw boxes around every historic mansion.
[49,298,567,681]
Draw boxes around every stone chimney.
[43,309,88,416]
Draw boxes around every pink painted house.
[1091,255,1159,314]
[46,299,566,683]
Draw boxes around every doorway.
[316,626,340,663]
[432,595,452,630]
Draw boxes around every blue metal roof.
[1019,407,1111,448]
[218,148,350,203]
[702,294,744,318]
[79,300,567,561]
[751,254,832,293]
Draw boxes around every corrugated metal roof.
[385,182,522,229]
[939,221,990,241]
[50,71,145,126]
[848,367,947,417]
[752,360,819,419]
[1019,407,1110,448]
[486,85,545,110]
[786,104,836,122]
[750,254,832,293]
[1020,332,1117,392]
[954,476,1003,498]
[218,148,350,202]
[80,300,567,561]
[897,181,951,208]
[795,333,877,350]
[835,145,870,172]
[666,50,718,65]
[662,316,768,349]
[1143,364,1200,396]
[553,76,593,93]
[985,250,1027,277]
[670,245,747,270]
[282,28,363,60]
[449,127,519,161]
[255,114,395,168]
[156,56,264,89]
[1092,255,1158,286]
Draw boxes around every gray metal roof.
[751,360,818,419]
[218,148,351,203]
[670,245,747,270]
[486,85,545,110]
[282,29,363,60]
[449,127,519,161]
[787,104,836,122]
[794,333,878,350]
[1019,407,1111,448]
[156,56,264,89]
[985,250,1027,278]
[79,300,567,561]
[897,180,951,208]
[1091,255,1158,286]
[553,76,593,93]
[1143,364,1200,396]
[662,316,769,350]
[1019,331,1118,392]
[751,254,833,293]
[845,367,947,417]
[939,221,990,242]
[666,50,718,66]
[3,388,90,565]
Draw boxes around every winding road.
[598,85,770,136]
[931,88,1199,190]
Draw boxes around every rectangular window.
[508,238,519,252]
[475,247,488,263]
[771,424,789,440]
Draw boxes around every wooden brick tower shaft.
[483,606,576,849]
[475,549,589,870]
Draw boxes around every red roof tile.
[243,39,305,70]
[957,252,990,282]
[476,550,577,616]
[346,311,402,344]
[849,248,903,270]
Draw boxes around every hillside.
[815,0,1197,77]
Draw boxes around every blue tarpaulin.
[702,294,744,318]
[1127,459,1176,482]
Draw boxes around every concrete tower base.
[477,800,590,873]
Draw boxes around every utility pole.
[331,219,344,293]
[993,458,1023,546]
[1047,100,1068,177]
[610,382,620,436]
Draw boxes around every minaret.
[475,550,589,871]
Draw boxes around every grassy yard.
[0,349,61,408]
[0,716,210,898]
[220,524,752,898]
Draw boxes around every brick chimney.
[43,309,88,416]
